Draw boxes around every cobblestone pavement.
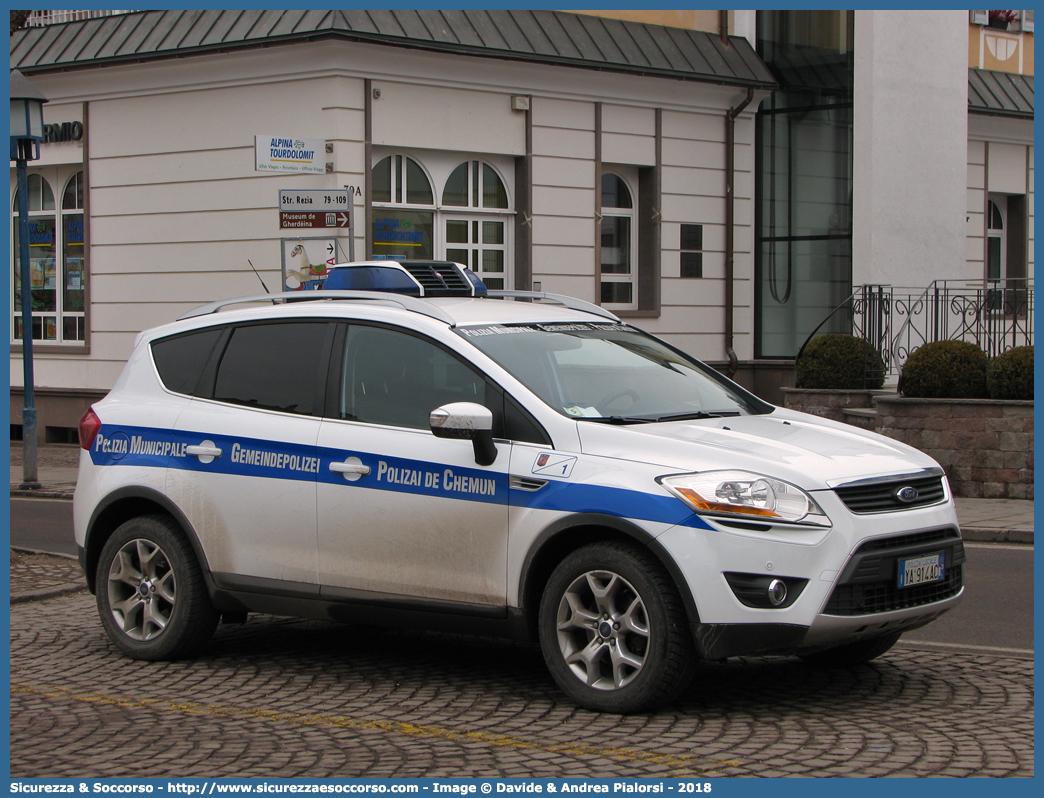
[10,550,84,595]
[11,586,1034,778]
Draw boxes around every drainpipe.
[724,87,755,377]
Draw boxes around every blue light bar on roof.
[323,261,487,297]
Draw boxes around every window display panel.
[64,213,86,340]
[11,171,87,346]
[371,210,434,260]
[13,217,57,318]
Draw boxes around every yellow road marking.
[12,681,743,775]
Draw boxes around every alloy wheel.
[106,538,176,641]
[556,569,649,690]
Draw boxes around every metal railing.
[26,10,137,26]
[800,278,1034,384]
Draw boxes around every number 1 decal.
[532,452,577,478]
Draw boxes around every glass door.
[445,216,507,290]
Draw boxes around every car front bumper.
[656,490,965,659]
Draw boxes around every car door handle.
[329,461,370,475]
[186,445,223,458]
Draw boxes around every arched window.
[18,174,55,210]
[371,155,435,260]
[442,161,508,209]
[63,171,84,210]
[372,154,433,205]
[11,170,86,344]
[442,160,510,289]
[12,175,56,341]
[61,172,86,340]
[599,171,637,308]
[369,153,514,290]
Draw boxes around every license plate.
[898,551,945,588]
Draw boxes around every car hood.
[576,407,940,491]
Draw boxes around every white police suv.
[74,260,964,713]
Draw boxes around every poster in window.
[371,211,433,260]
[30,260,45,288]
[66,257,83,291]
[43,258,57,290]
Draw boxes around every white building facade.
[9,9,1034,441]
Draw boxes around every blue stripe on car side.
[88,425,711,530]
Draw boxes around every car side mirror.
[429,402,498,466]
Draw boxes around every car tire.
[799,631,902,668]
[95,514,219,660]
[538,541,695,713]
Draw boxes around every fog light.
[767,579,788,606]
[723,572,808,609]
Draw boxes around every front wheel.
[799,632,902,668]
[538,542,695,713]
[96,514,219,660]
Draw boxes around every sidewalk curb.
[11,583,86,604]
[960,527,1034,544]
[10,547,85,604]
[10,486,75,500]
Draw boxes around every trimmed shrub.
[796,334,886,390]
[899,340,989,398]
[987,345,1034,400]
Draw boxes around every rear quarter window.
[151,328,223,396]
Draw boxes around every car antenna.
[247,259,271,294]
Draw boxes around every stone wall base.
[780,388,882,424]
[874,397,1033,500]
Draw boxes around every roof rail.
[178,291,456,325]
[485,290,620,322]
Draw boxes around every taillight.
[78,407,102,450]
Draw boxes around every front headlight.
[659,470,830,527]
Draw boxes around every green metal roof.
[11,9,777,89]
[969,68,1034,118]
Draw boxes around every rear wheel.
[96,514,218,660]
[538,542,695,713]
[799,632,902,668]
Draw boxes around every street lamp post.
[10,69,48,490]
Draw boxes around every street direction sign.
[279,189,352,230]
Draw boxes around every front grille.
[823,529,965,616]
[824,564,963,615]
[834,474,946,513]
[857,528,957,553]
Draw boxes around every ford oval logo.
[896,486,920,503]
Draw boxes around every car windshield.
[457,322,770,422]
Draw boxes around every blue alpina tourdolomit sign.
[255,134,325,174]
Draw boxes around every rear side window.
[151,328,223,396]
[214,322,332,415]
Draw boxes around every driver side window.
[340,325,485,430]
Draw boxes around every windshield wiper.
[577,415,655,425]
[653,411,741,422]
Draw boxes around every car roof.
[139,293,615,346]
[426,296,610,327]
